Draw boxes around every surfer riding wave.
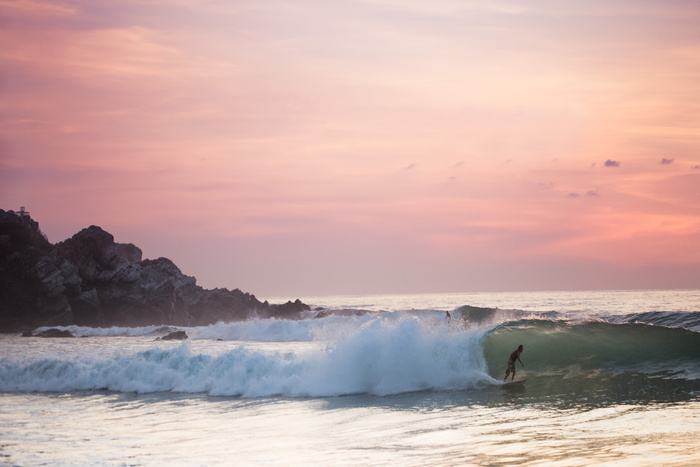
[504,344,524,381]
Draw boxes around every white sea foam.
[1,314,495,396]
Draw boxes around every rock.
[0,208,310,331]
[79,288,100,307]
[36,260,67,297]
[116,243,142,264]
[161,330,188,340]
[21,330,33,337]
[262,299,311,320]
[36,328,74,338]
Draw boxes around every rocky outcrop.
[0,209,310,332]
[36,328,74,338]
[160,330,188,340]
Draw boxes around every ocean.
[1,289,699,466]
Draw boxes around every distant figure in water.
[504,345,524,381]
[445,310,451,321]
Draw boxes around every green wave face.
[482,320,700,406]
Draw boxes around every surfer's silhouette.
[504,345,524,381]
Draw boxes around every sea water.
[1,289,699,466]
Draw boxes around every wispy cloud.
[604,160,621,167]
[0,0,75,17]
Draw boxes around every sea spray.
[297,315,494,396]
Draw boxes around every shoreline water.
[1,289,699,466]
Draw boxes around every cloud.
[691,165,700,170]
[661,158,675,165]
[604,159,621,167]
[569,190,600,198]
[404,163,417,170]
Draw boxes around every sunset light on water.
[1,2,700,466]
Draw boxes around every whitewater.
[1,289,699,466]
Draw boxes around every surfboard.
[502,379,527,388]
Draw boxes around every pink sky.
[2,0,700,296]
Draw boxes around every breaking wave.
[5,309,699,399]
[1,315,492,397]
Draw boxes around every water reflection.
[316,370,699,414]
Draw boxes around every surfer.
[504,345,524,381]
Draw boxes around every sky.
[2,0,700,297]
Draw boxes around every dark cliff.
[0,209,309,332]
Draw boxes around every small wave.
[456,305,531,326]
[606,311,700,332]
[454,303,700,332]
